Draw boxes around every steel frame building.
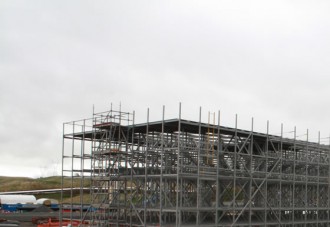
[62,106,330,227]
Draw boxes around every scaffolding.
[62,106,330,227]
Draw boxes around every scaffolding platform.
[62,106,330,227]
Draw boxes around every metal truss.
[62,106,330,227]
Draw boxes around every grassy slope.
[0,176,91,203]
[0,176,90,191]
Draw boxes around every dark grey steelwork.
[62,107,330,227]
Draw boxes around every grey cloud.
[1,0,330,176]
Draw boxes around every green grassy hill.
[0,176,90,192]
[0,176,91,203]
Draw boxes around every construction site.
[61,106,330,227]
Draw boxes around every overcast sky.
[1,0,330,178]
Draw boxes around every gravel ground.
[19,222,35,227]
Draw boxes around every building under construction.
[62,106,330,227]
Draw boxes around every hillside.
[0,176,91,203]
[0,176,90,192]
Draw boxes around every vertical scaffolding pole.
[60,123,65,226]
[70,121,75,224]
[264,121,269,225]
[79,119,86,221]
[176,103,182,227]
[317,131,320,225]
[249,117,253,226]
[215,110,220,226]
[197,107,201,225]
[233,114,237,224]
[129,111,135,227]
[279,123,283,224]
[293,126,296,223]
[328,134,330,224]
[144,108,149,227]
[305,129,308,226]
[160,105,165,226]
